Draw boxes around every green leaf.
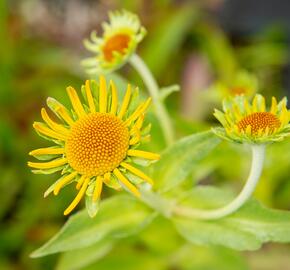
[159,84,180,101]
[173,187,290,250]
[152,131,221,192]
[31,195,153,257]
[57,238,113,270]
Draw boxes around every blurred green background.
[1,0,290,269]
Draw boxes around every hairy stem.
[173,144,266,220]
[129,54,174,145]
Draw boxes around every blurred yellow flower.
[82,10,146,74]
[213,94,290,144]
[28,76,159,216]
[213,71,258,99]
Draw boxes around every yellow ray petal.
[244,99,252,114]
[120,162,153,185]
[118,84,131,119]
[279,107,289,126]
[135,114,145,130]
[125,98,151,126]
[113,168,140,197]
[127,149,160,160]
[252,96,258,112]
[64,177,90,215]
[33,122,67,141]
[93,176,103,202]
[76,175,86,190]
[85,80,96,113]
[260,96,266,112]
[271,97,278,114]
[99,76,107,113]
[53,171,78,195]
[28,158,67,169]
[29,147,65,156]
[66,86,86,118]
[110,80,118,115]
[53,102,75,126]
[41,108,69,135]
[129,132,141,145]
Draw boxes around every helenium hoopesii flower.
[82,10,146,74]
[28,76,159,216]
[213,94,290,144]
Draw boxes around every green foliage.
[152,131,221,192]
[31,195,153,257]
[174,187,290,250]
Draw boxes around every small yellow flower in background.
[213,94,290,144]
[28,76,159,216]
[82,10,146,74]
[213,71,258,99]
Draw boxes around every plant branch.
[128,54,174,145]
[172,144,266,220]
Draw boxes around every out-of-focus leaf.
[57,238,114,270]
[174,187,290,250]
[152,131,221,192]
[142,5,198,77]
[159,84,180,101]
[30,195,153,257]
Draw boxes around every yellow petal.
[29,147,65,156]
[76,175,86,190]
[127,149,160,160]
[93,176,103,202]
[118,84,131,119]
[110,80,118,115]
[270,97,278,114]
[53,103,74,126]
[113,168,140,197]
[99,75,107,113]
[28,158,67,169]
[125,98,151,126]
[53,171,78,195]
[85,80,96,113]
[120,162,154,185]
[41,108,69,135]
[64,177,90,215]
[66,86,86,118]
[33,122,67,141]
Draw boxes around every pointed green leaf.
[31,195,153,257]
[57,238,113,270]
[152,131,221,192]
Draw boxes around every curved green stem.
[129,54,174,145]
[173,144,266,220]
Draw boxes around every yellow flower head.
[213,94,290,144]
[82,10,146,74]
[28,76,159,216]
[216,71,258,99]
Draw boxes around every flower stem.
[173,144,266,220]
[129,54,174,145]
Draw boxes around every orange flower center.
[237,112,281,135]
[231,87,246,95]
[65,113,130,176]
[102,34,131,61]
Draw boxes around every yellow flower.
[28,76,159,216]
[213,94,290,144]
[82,10,146,74]
[213,71,257,99]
